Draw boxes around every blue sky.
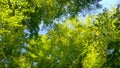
[38,0,119,35]
[99,0,118,9]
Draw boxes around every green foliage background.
[0,0,120,68]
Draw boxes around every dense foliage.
[0,0,101,36]
[0,0,120,68]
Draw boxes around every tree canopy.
[0,0,120,68]
[0,0,102,36]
